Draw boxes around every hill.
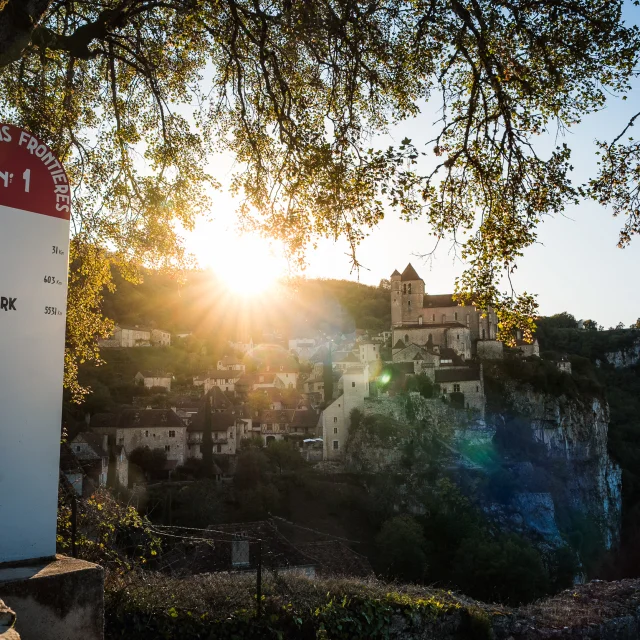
[101,270,391,339]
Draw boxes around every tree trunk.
[0,0,52,68]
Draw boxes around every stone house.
[109,445,129,488]
[151,328,171,346]
[274,369,298,389]
[59,443,84,496]
[70,433,109,488]
[99,325,152,348]
[557,358,572,374]
[434,366,485,414]
[332,351,360,372]
[322,365,370,460]
[135,370,172,391]
[359,342,381,364]
[91,409,187,466]
[187,412,239,457]
[392,324,472,361]
[217,356,246,372]
[256,408,318,446]
[204,370,243,394]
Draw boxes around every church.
[390,263,501,361]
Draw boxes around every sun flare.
[210,234,286,296]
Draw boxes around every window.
[404,334,409,343]
[164,445,170,452]
[453,384,461,393]
[216,444,222,453]
[75,445,81,452]
[476,385,480,392]
[333,427,338,435]
[403,284,407,294]
[169,430,176,438]
[454,312,458,321]
[432,313,436,322]
[144,430,149,437]
[333,417,338,423]
[457,334,460,340]
[418,316,423,325]
[232,540,250,567]
[161,413,167,423]
[351,381,356,388]
[332,440,339,450]
[408,283,412,294]
[408,300,411,308]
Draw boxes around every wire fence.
[58,474,373,618]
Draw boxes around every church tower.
[390,269,402,327]
[400,263,424,324]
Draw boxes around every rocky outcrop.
[345,383,622,560]
[604,338,640,368]
[494,385,622,551]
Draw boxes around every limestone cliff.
[345,382,621,561]
[604,337,640,368]
[491,383,622,551]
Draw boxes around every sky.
[186,5,640,329]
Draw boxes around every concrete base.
[0,556,103,640]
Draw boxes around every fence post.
[256,540,262,618]
[71,494,78,559]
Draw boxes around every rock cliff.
[346,381,621,562]
[604,338,640,368]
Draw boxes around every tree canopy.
[2,1,639,397]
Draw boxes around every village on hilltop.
[63,263,550,495]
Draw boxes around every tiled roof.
[435,367,481,383]
[137,370,172,378]
[60,443,82,473]
[207,370,243,380]
[118,409,185,429]
[91,412,119,429]
[422,294,458,308]
[72,432,108,459]
[391,269,401,277]
[398,322,466,329]
[401,263,422,281]
[333,351,359,363]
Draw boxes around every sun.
[212,234,286,296]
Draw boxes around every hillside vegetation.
[101,270,391,338]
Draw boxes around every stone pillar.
[0,556,103,640]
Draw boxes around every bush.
[375,515,427,582]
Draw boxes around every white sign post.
[0,124,71,563]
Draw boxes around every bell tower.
[390,269,402,327]
[400,263,425,324]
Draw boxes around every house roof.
[438,347,464,364]
[333,351,359,363]
[207,370,243,380]
[206,387,235,410]
[434,367,481,383]
[218,355,244,366]
[401,263,422,281]
[393,339,405,349]
[137,370,172,378]
[398,322,466,329]
[423,294,458,308]
[72,432,108,459]
[118,409,185,429]
[60,443,83,473]
[391,269,401,277]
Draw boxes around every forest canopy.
[1,1,639,397]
